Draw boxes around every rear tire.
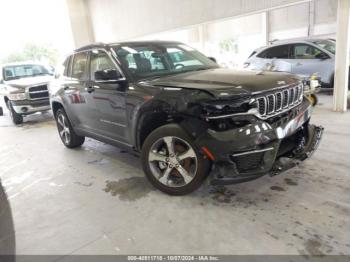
[141,124,211,195]
[7,101,23,125]
[55,108,85,148]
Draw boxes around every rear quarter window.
[62,56,71,77]
[71,52,88,80]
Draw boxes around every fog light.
[21,107,28,113]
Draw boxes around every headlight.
[8,93,26,101]
[201,95,252,117]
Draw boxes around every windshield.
[313,40,335,54]
[3,64,54,81]
[113,43,218,80]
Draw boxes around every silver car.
[244,38,337,88]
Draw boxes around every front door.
[88,49,128,144]
[63,52,95,130]
[290,43,333,81]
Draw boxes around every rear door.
[88,49,129,144]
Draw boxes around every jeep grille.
[255,84,303,118]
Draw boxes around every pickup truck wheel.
[7,101,23,125]
[141,124,210,195]
[55,109,85,148]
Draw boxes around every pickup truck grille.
[28,85,49,100]
[255,84,303,119]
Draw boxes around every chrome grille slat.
[289,88,294,105]
[275,92,282,111]
[282,90,289,108]
[267,94,275,114]
[28,85,49,100]
[255,84,303,119]
[298,84,303,101]
[257,97,267,115]
[293,86,298,103]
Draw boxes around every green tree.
[1,43,59,66]
[218,38,238,54]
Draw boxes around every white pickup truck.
[0,62,54,124]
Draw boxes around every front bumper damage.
[195,98,324,185]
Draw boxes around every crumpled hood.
[144,68,300,98]
[4,76,53,89]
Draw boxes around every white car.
[244,38,338,88]
[0,62,54,124]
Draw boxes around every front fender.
[131,88,213,151]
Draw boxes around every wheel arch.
[51,101,64,118]
[136,111,184,151]
[136,112,209,152]
[4,96,9,108]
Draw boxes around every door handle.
[85,86,95,93]
[296,62,303,66]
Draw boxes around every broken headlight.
[201,95,253,117]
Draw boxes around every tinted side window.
[90,50,116,80]
[71,52,88,80]
[291,44,323,59]
[258,45,290,59]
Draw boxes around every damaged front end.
[184,84,324,185]
[270,124,323,177]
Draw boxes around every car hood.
[4,76,53,89]
[144,68,299,98]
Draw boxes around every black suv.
[50,41,323,195]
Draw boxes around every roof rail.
[74,42,107,52]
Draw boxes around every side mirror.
[316,52,329,60]
[208,57,217,63]
[94,69,122,82]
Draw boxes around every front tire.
[307,94,318,106]
[55,108,85,148]
[7,101,23,125]
[141,124,210,195]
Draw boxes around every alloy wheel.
[148,136,198,187]
[57,114,71,144]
